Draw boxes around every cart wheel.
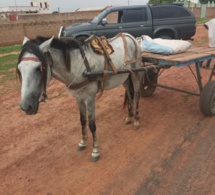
[199,81,215,116]
[140,71,158,97]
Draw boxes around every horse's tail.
[123,74,135,108]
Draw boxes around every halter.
[17,40,50,102]
[20,57,45,72]
[21,57,41,62]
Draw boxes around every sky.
[0,0,148,12]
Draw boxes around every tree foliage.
[199,0,208,3]
[148,0,175,4]
[148,0,215,4]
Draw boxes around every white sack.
[138,35,192,55]
[205,18,215,48]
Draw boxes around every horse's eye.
[35,67,41,72]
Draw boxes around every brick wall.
[187,7,215,18]
[0,11,100,46]
[0,8,215,46]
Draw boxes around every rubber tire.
[156,31,174,40]
[140,71,158,97]
[76,36,88,42]
[199,81,215,116]
[157,34,172,39]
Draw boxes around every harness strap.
[78,43,91,72]
[66,43,94,90]
[96,70,108,99]
[67,78,91,90]
[109,33,142,66]
[125,58,142,65]
[96,37,118,74]
[45,52,54,68]
[121,34,128,65]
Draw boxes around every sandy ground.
[1,25,215,195]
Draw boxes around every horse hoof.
[133,125,140,130]
[91,150,100,162]
[91,155,100,162]
[77,144,86,151]
[133,121,140,130]
[124,120,132,125]
[124,117,132,125]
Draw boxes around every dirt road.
[1,25,215,195]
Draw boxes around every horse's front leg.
[77,101,88,151]
[87,98,100,162]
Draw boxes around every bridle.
[21,57,40,62]
[17,41,51,102]
[20,57,45,72]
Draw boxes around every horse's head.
[17,36,53,115]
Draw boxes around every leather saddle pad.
[91,36,114,55]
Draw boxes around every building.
[0,0,51,20]
[30,0,51,14]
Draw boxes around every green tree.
[199,0,215,3]
[148,0,174,4]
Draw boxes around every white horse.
[17,33,143,161]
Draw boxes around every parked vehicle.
[58,4,196,40]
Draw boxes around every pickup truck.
[58,4,196,40]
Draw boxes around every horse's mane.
[35,36,81,50]
[34,36,83,72]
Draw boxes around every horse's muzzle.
[20,101,39,115]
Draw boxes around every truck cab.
[58,4,196,40]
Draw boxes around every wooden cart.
[141,46,215,116]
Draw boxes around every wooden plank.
[187,47,208,52]
[142,52,207,62]
[204,49,215,55]
[170,53,213,62]
[141,47,215,63]
[191,47,215,54]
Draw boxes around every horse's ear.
[23,37,29,45]
[39,36,54,52]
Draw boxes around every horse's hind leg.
[133,90,140,129]
[77,101,88,151]
[123,77,134,125]
[132,72,141,129]
[87,97,100,162]
[124,73,141,129]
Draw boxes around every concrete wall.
[0,8,215,46]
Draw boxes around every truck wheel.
[156,31,174,40]
[158,35,172,39]
[140,71,158,97]
[76,36,89,42]
[199,81,215,116]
